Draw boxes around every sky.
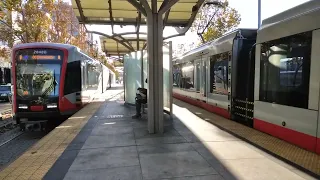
[68,0,311,52]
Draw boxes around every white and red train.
[173,0,320,154]
[11,42,115,128]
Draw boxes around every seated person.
[132,78,147,119]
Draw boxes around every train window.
[196,62,201,91]
[64,61,81,95]
[181,63,195,89]
[259,31,312,109]
[173,65,182,87]
[210,52,229,95]
[87,63,102,90]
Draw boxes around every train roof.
[174,28,257,64]
[12,42,79,51]
[257,0,320,43]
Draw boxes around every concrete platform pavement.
[0,86,124,180]
[43,90,316,180]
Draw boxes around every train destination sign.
[19,55,61,61]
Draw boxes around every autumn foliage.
[0,0,54,44]
[192,0,241,42]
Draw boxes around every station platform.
[0,86,319,180]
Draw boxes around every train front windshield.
[15,49,63,99]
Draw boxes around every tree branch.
[0,19,24,43]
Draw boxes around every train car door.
[231,38,256,127]
[200,55,208,98]
[314,29,320,154]
[195,59,201,92]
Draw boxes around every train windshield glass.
[15,49,63,97]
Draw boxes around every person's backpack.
[137,88,147,104]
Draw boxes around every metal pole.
[141,50,144,88]
[258,0,261,28]
[147,2,164,134]
[169,41,173,119]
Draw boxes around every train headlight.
[1,93,7,96]
[18,104,28,109]
[47,103,57,108]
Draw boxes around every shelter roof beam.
[119,39,146,43]
[82,21,187,26]
[127,0,147,17]
[108,0,115,34]
[74,0,87,30]
[139,0,152,14]
[114,32,147,36]
[136,12,141,33]
[88,31,135,52]
[136,12,141,50]
[116,35,135,50]
[175,0,205,35]
[152,0,157,13]
[159,0,179,15]
[163,8,170,28]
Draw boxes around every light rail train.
[173,0,320,154]
[11,42,115,130]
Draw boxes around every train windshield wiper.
[41,71,57,97]
[53,69,57,94]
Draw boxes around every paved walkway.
[43,89,316,180]
[0,86,124,180]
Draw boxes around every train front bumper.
[14,111,62,121]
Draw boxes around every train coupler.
[19,119,48,132]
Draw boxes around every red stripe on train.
[173,92,320,155]
[253,118,319,154]
[316,138,320,154]
[173,92,230,119]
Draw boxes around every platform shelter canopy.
[100,34,147,57]
[72,0,205,56]
[72,0,203,27]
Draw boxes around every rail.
[0,109,12,120]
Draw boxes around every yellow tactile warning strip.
[173,98,320,177]
[0,102,103,180]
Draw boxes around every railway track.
[0,129,45,170]
[0,131,24,148]
[0,120,16,134]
